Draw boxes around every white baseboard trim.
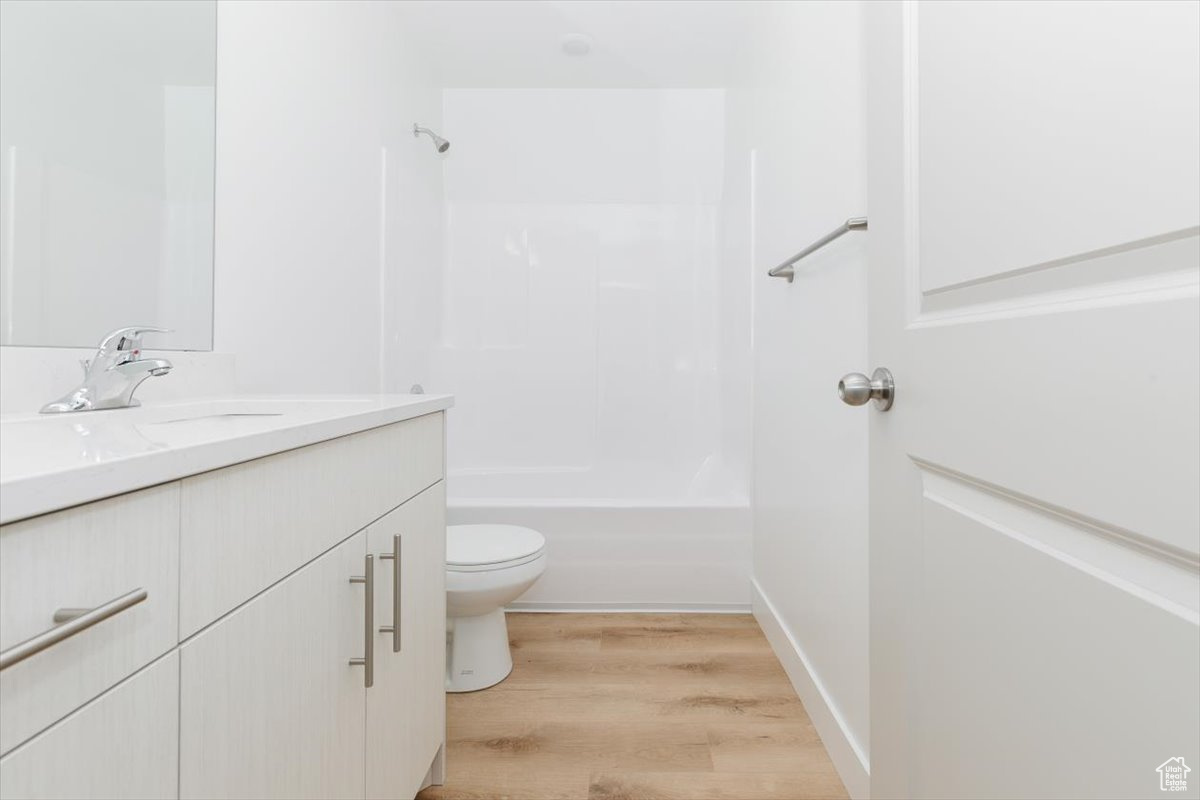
[507,601,752,614]
[752,579,870,800]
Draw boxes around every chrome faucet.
[41,327,174,414]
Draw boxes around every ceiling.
[395,0,762,88]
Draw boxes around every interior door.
[865,2,1200,798]
[366,482,447,800]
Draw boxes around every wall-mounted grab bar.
[767,217,868,283]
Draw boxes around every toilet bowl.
[445,524,546,692]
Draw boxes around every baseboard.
[507,601,752,614]
[752,579,870,800]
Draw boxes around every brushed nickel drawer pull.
[0,589,148,671]
[378,533,401,652]
[349,554,374,688]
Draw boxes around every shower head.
[413,123,450,153]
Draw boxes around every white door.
[366,482,447,800]
[179,531,368,800]
[865,2,1200,798]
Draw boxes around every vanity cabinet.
[0,411,447,800]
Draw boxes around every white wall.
[213,0,443,396]
[732,2,871,797]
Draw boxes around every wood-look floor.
[417,613,848,800]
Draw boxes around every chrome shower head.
[413,123,450,153]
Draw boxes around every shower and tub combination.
[406,101,751,687]
[397,86,755,615]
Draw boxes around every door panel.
[867,2,1200,798]
[907,290,1200,553]
[915,0,1200,291]
[917,482,1199,799]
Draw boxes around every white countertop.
[0,394,453,525]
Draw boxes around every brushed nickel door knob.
[839,368,895,411]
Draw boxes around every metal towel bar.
[767,217,868,283]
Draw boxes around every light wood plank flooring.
[417,613,848,800]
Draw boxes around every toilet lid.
[446,524,545,567]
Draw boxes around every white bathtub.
[446,465,752,611]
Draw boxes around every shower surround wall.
[434,88,753,610]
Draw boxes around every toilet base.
[446,608,513,692]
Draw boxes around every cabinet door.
[179,531,369,800]
[0,653,178,800]
[366,482,446,800]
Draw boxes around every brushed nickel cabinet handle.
[378,533,401,652]
[0,588,148,671]
[349,554,374,688]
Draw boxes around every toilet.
[445,524,546,692]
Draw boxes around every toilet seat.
[447,524,546,573]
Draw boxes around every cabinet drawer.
[0,483,180,755]
[0,653,179,800]
[179,412,443,637]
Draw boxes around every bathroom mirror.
[0,0,216,350]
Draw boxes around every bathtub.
[446,464,752,611]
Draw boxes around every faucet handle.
[96,326,171,354]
